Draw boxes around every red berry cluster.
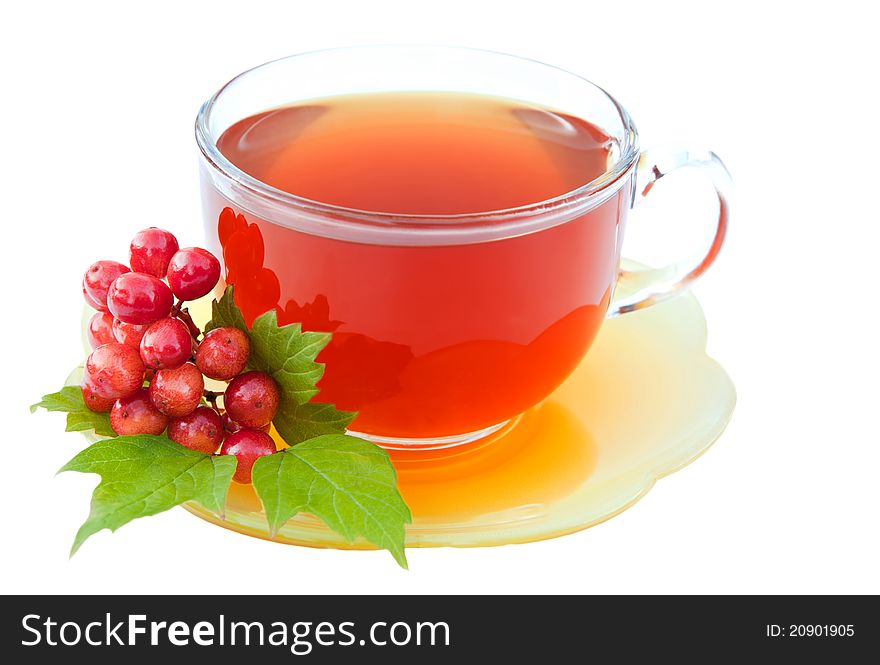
[81,227,277,484]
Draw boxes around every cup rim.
[195,45,640,236]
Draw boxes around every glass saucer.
[182,279,736,550]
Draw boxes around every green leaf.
[31,386,115,437]
[61,435,237,555]
[274,401,358,445]
[206,286,356,445]
[204,285,247,335]
[248,309,332,405]
[206,286,331,403]
[252,435,411,568]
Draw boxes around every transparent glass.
[195,46,732,448]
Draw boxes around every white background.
[1,0,878,594]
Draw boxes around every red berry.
[83,261,130,311]
[129,227,179,278]
[148,362,203,417]
[83,287,108,312]
[87,312,116,349]
[220,429,276,484]
[167,247,221,301]
[107,272,173,324]
[224,371,279,429]
[140,317,192,370]
[112,319,149,348]
[81,379,115,413]
[196,327,250,380]
[168,406,224,454]
[84,342,145,399]
[110,388,169,436]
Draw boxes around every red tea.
[209,92,629,438]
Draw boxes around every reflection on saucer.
[221,401,596,526]
[391,402,597,524]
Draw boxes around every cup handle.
[607,148,733,317]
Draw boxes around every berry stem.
[173,300,202,341]
[204,389,223,410]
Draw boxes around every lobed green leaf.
[248,309,332,405]
[61,435,237,555]
[31,386,115,437]
[252,435,411,568]
[204,285,248,334]
[273,400,357,445]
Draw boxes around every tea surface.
[217,92,612,214]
